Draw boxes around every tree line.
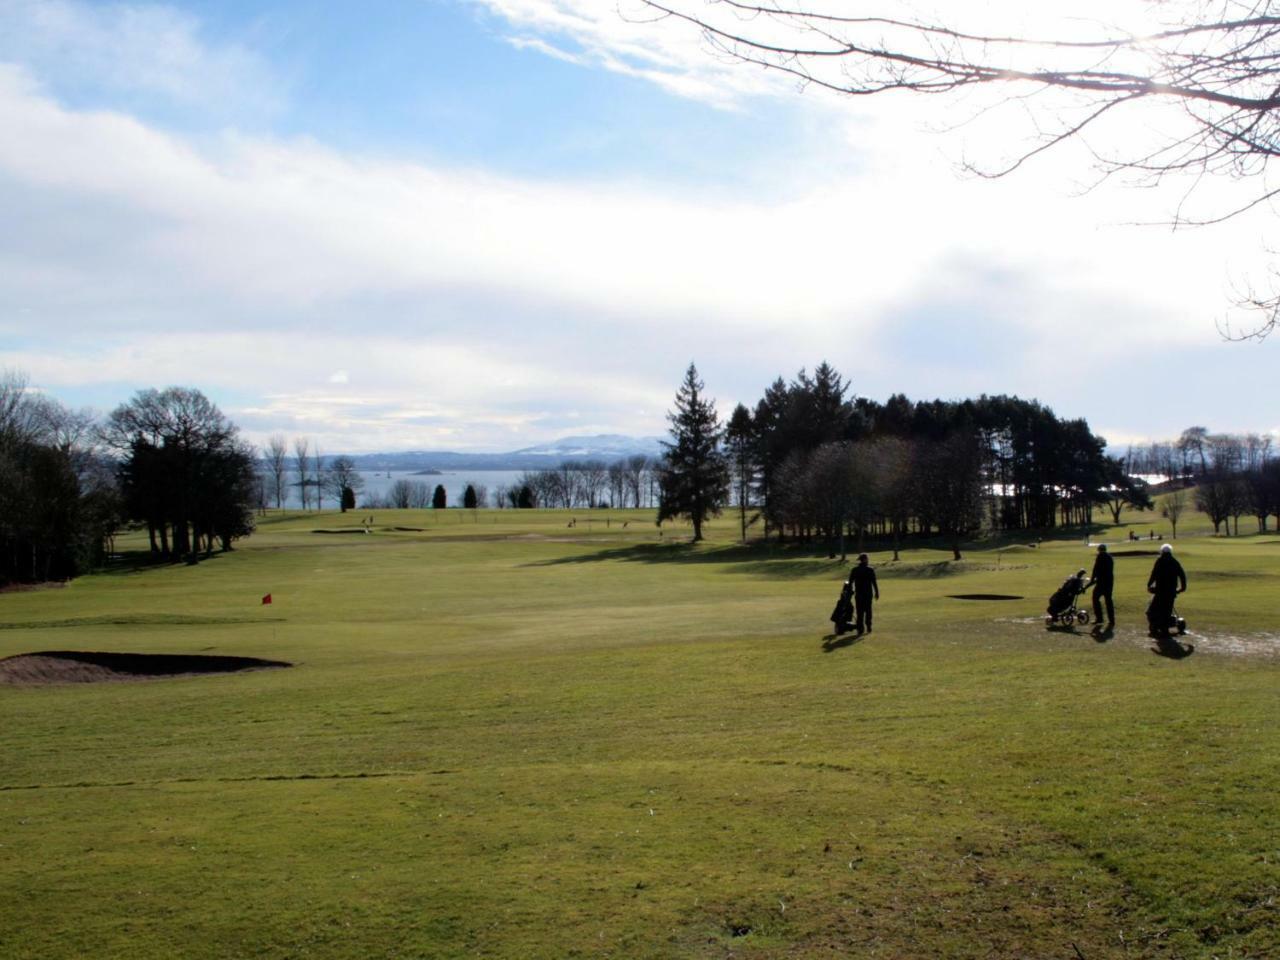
[1126,428,1280,535]
[489,457,661,510]
[656,363,1159,558]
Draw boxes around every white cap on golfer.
[1160,543,1173,554]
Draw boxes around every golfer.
[1088,543,1115,628]
[1146,543,1187,638]
[848,554,880,634]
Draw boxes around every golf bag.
[830,581,854,634]
[1047,577,1085,617]
[1146,593,1188,636]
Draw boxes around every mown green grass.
[2,507,1278,958]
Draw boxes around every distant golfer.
[849,554,880,634]
[1146,543,1187,638]
[1087,543,1115,628]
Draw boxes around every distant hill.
[345,435,665,472]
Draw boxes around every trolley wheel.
[1076,610,1090,625]
[1177,619,1187,635]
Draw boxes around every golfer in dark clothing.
[1088,543,1115,627]
[1146,543,1187,637]
[849,554,880,633]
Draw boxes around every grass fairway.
[2,508,1279,958]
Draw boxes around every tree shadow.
[522,541,989,582]
[1151,636,1195,659]
[523,541,850,579]
[96,550,224,577]
[822,630,865,653]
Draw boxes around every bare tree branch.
[634,0,1280,338]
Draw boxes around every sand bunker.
[0,651,291,686]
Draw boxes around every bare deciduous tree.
[388,479,414,509]
[266,434,289,509]
[312,444,325,511]
[293,437,310,510]
[325,455,364,511]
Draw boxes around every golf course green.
[2,504,1277,958]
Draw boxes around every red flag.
[262,593,272,605]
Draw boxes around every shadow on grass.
[1152,636,1195,659]
[1044,622,1084,634]
[523,541,995,581]
[1090,624,1115,643]
[523,541,850,579]
[821,631,866,653]
[96,550,161,576]
[96,550,227,577]
[0,613,285,630]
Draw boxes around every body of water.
[276,470,529,510]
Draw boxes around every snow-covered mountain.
[509,434,665,459]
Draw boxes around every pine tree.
[463,484,477,509]
[657,363,729,542]
[432,484,447,509]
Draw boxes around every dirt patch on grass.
[0,651,292,686]
[947,594,1024,601]
[1154,631,1280,659]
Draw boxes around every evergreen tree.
[432,484,447,509]
[463,484,477,509]
[656,363,729,542]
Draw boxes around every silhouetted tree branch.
[636,0,1280,338]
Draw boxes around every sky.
[1,0,1276,454]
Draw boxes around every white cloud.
[0,61,1246,339]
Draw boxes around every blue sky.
[2,0,1276,453]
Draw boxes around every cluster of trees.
[0,373,121,584]
[1,375,259,585]
[103,388,258,559]
[364,480,451,510]
[496,458,659,510]
[1127,428,1280,535]
[656,363,1137,558]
